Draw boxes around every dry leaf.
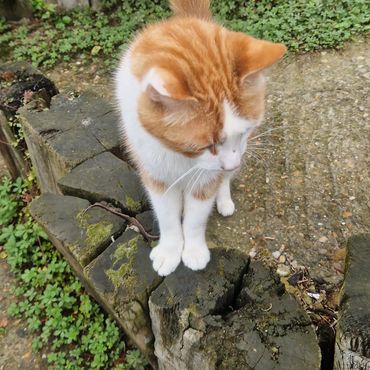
[2,70,15,81]
[0,318,9,328]
[342,211,352,218]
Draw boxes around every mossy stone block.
[19,92,122,193]
[30,193,125,267]
[58,152,148,213]
[84,229,162,361]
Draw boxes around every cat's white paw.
[216,198,235,217]
[150,244,182,276]
[182,244,210,271]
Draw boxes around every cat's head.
[132,19,286,171]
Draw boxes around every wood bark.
[0,111,27,179]
[334,234,370,370]
[0,0,32,20]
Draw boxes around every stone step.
[30,193,126,267]
[84,229,163,365]
[58,151,148,214]
[19,92,122,193]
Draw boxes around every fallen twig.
[309,307,338,319]
[82,202,159,241]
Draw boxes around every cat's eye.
[201,143,218,155]
[199,143,218,155]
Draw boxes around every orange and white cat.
[115,0,286,276]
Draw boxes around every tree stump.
[334,234,370,369]
[149,249,321,370]
[0,0,32,20]
[0,62,58,179]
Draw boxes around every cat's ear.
[228,32,286,81]
[142,68,196,106]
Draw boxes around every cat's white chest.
[115,52,193,184]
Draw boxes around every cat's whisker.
[188,169,204,195]
[245,151,266,166]
[248,142,279,149]
[164,165,199,195]
[249,125,294,141]
[247,147,274,153]
[185,167,202,192]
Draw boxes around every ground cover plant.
[0,0,369,69]
[0,175,147,369]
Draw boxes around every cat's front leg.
[146,186,183,276]
[182,186,218,271]
[216,171,235,217]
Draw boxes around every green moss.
[85,222,113,247]
[76,210,113,248]
[217,258,225,277]
[106,264,137,289]
[125,195,141,213]
[105,236,141,289]
[113,236,141,264]
[166,293,175,306]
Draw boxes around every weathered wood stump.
[334,234,370,370]
[0,0,32,20]
[0,62,58,179]
[150,251,321,369]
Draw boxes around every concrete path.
[208,38,370,285]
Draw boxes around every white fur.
[115,52,258,276]
[216,171,235,216]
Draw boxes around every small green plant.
[0,177,26,225]
[31,0,56,18]
[1,0,368,69]
[0,177,147,369]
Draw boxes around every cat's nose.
[221,152,241,171]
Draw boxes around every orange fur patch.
[193,173,224,200]
[141,170,167,193]
[129,17,285,157]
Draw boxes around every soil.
[0,259,45,370]
[0,37,369,368]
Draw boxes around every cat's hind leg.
[216,171,235,217]
[146,187,183,276]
